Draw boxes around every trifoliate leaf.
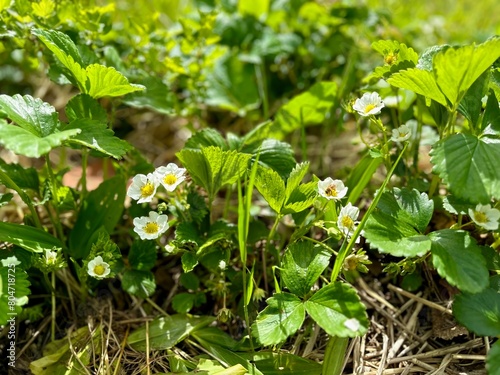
[254,165,285,213]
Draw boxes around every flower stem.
[331,143,408,281]
[51,271,56,341]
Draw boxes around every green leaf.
[487,340,500,375]
[85,64,145,99]
[371,40,419,64]
[433,37,500,107]
[33,28,87,90]
[0,267,31,325]
[184,128,228,151]
[430,229,489,293]
[63,119,131,159]
[252,293,305,345]
[69,175,126,258]
[271,82,337,138]
[0,193,13,207]
[458,70,490,127]
[281,240,331,298]
[254,165,285,213]
[0,161,39,191]
[181,252,199,273]
[123,76,178,115]
[127,315,215,351]
[245,139,296,179]
[282,181,317,214]
[121,269,156,298]
[364,211,432,257]
[177,147,251,200]
[430,134,500,203]
[376,188,434,233]
[0,94,59,136]
[240,352,322,375]
[0,222,63,252]
[284,162,309,201]
[205,52,261,114]
[128,240,157,271]
[65,93,107,122]
[0,120,80,158]
[238,0,269,17]
[482,90,500,135]
[387,68,449,107]
[172,293,197,313]
[346,153,383,205]
[304,282,369,337]
[453,287,500,336]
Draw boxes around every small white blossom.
[45,250,57,265]
[218,260,227,270]
[344,318,361,332]
[318,178,348,201]
[87,256,111,279]
[164,244,176,254]
[338,203,360,237]
[127,173,159,203]
[154,163,186,192]
[1,256,21,267]
[391,124,412,143]
[469,204,500,230]
[133,211,169,240]
[353,92,385,117]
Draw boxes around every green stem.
[428,174,441,198]
[51,271,56,341]
[0,169,42,228]
[256,63,269,120]
[263,214,281,293]
[331,143,408,281]
[80,148,88,203]
[45,155,65,241]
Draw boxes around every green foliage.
[121,270,156,298]
[281,240,331,298]
[0,222,63,253]
[271,82,337,138]
[69,175,126,258]
[128,240,157,271]
[128,315,215,351]
[453,287,500,336]
[430,134,500,204]
[177,146,251,202]
[487,341,500,375]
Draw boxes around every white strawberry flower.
[391,124,412,143]
[318,178,348,201]
[154,163,186,192]
[87,256,111,279]
[1,256,21,267]
[133,211,169,240]
[469,204,500,230]
[353,92,385,117]
[45,250,57,265]
[127,173,159,203]
[337,203,360,237]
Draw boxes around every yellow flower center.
[94,264,106,276]
[325,185,338,197]
[364,104,376,114]
[474,211,488,223]
[140,182,155,198]
[341,216,354,230]
[164,174,177,185]
[385,52,397,65]
[144,222,159,234]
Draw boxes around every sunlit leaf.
[281,240,331,298]
[304,282,368,337]
[430,134,500,203]
[0,222,63,252]
[127,315,215,351]
[85,64,145,99]
[252,293,305,345]
[430,229,488,293]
